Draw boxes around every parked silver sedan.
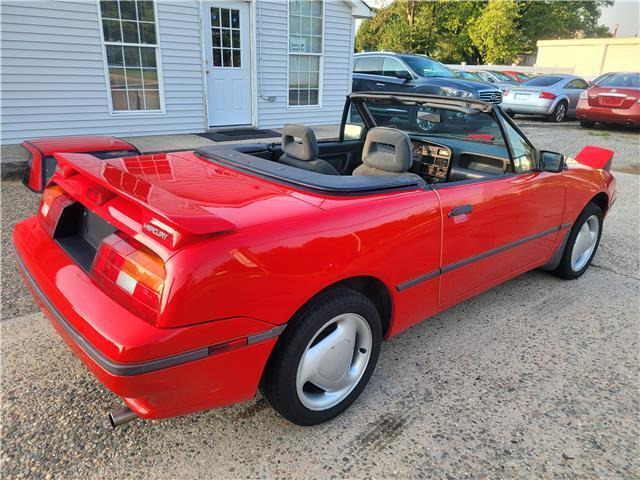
[501,74,590,122]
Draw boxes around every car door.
[352,56,384,92]
[436,112,565,305]
[563,79,589,114]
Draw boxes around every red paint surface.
[22,136,139,192]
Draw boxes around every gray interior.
[279,124,339,175]
[353,127,423,181]
[196,121,514,195]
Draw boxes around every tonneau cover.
[196,145,425,195]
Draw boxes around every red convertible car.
[13,93,616,427]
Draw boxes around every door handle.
[448,204,473,217]
[376,82,385,87]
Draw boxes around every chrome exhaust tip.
[109,406,138,428]
[625,120,634,128]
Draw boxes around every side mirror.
[395,70,412,82]
[343,123,364,141]
[539,150,565,173]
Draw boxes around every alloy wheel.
[296,313,372,411]
[571,214,600,271]
[555,103,566,122]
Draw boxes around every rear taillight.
[91,233,166,323]
[503,88,510,96]
[39,184,73,236]
[580,91,588,99]
[539,91,557,100]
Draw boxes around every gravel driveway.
[1,122,638,479]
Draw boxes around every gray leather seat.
[279,124,339,175]
[353,127,422,181]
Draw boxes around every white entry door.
[203,2,252,126]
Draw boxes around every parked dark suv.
[352,52,503,104]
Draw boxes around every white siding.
[0,0,206,144]
[255,0,354,128]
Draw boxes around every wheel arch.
[287,276,394,338]
[589,191,609,216]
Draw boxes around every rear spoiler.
[53,152,236,248]
[575,146,614,172]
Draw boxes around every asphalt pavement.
[1,121,638,479]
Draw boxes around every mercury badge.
[143,221,170,241]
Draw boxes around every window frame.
[496,108,539,173]
[286,0,324,109]
[97,0,166,116]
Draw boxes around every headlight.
[441,87,474,98]
[580,91,588,99]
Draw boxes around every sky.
[600,0,640,37]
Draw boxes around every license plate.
[600,95,622,106]
[515,93,530,100]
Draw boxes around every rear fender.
[575,145,614,171]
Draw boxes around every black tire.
[553,202,603,279]
[580,119,595,128]
[260,287,382,426]
[548,101,567,123]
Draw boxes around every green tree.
[355,0,612,64]
[469,0,521,64]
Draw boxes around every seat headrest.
[362,127,412,173]
[281,124,319,162]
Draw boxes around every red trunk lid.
[52,150,318,246]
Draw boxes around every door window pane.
[502,119,535,172]
[382,57,408,77]
[211,7,242,69]
[100,0,162,111]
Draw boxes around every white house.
[0,0,371,144]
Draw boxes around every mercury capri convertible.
[13,93,616,427]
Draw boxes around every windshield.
[402,56,454,78]
[362,100,505,146]
[598,73,640,89]
[522,75,563,87]
[491,71,514,81]
[456,71,482,81]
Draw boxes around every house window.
[288,0,323,107]
[99,0,163,112]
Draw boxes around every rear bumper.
[13,216,282,419]
[576,100,640,126]
[500,99,555,115]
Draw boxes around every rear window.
[522,75,564,87]
[598,73,640,89]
